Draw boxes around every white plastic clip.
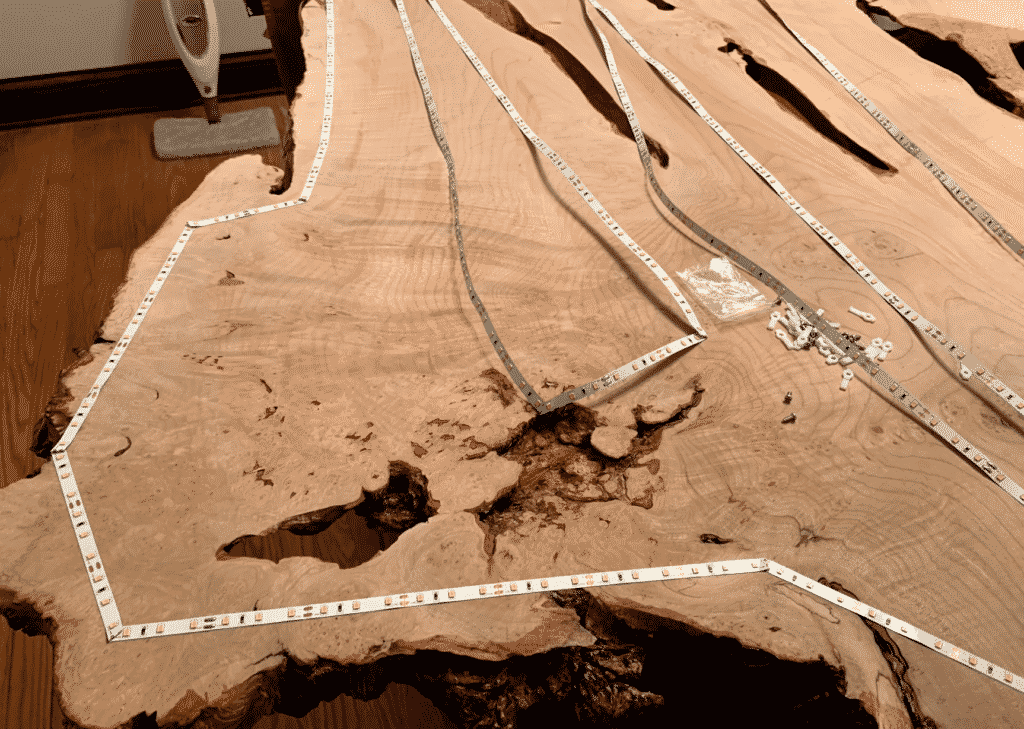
[825,354,840,365]
[959,363,972,381]
[840,369,854,391]
[849,306,876,323]
[767,311,782,330]
[881,341,893,352]
[776,329,798,350]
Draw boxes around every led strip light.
[758,0,1024,261]
[585,0,1024,423]
[392,0,708,416]
[579,0,1024,505]
[37,0,1022,701]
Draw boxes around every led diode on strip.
[101,552,1024,695]
[396,0,707,416]
[581,0,1024,507]
[585,0,1024,424]
[759,2,1024,262]
[51,452,125,641]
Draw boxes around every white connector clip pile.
[863,337,893,362]
[767,304,893,392]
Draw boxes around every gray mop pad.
[153,106,281,160]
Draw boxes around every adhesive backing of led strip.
[394,0,708,415]
[581,0,1024,507]
[585,0,1024,425]
[757,0,1023,261]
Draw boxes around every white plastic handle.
[160,0,220,98]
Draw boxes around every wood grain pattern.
[2,0,1024,726]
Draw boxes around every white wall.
[1,0,272,81]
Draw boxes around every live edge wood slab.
[2,0,1024,725]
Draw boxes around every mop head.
[153,106,281,160]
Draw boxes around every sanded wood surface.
[2,0,1024,726]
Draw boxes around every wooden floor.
[0,95,291,491]
[0,96,290,729]
[0,617,60,729]
[0,612,451,729]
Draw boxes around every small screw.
[782,413,797,424]
[783,392,792,404]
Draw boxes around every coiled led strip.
[39,0,1024,700]
[758,0,1024,261]
[395,0,708,415]
[586,0,1024,422]
[581,0,1024,506]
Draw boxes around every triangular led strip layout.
[41,0,1024,699]
[757,0,1024,262]
[584,0,1024,507]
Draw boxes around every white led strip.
[585,0,1024,423]
[581,0,1024,506]
[760,1,1024,261]
[47,0,340,646]
[39,0,1023,700]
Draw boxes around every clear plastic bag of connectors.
[676,257,773,322]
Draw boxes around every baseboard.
[0,50,284,132]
